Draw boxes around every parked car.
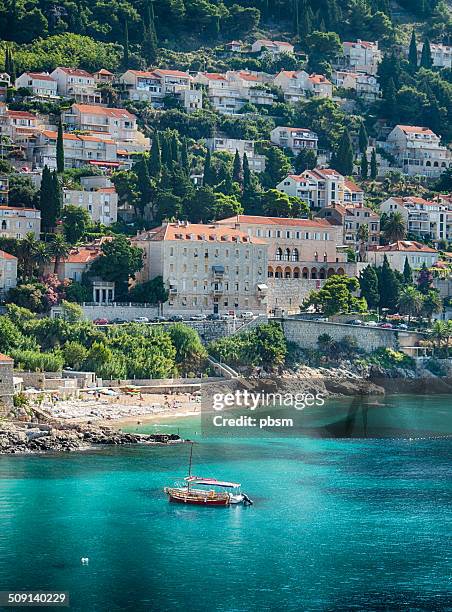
[364,320,378,327]
[190,314,207,321]
[93,318,109,325]
[379,323,393,329]
[397,323,408,330]
[112,318,128,324]
[346,319,363,326]
[133,316,149,323]
[207,313,220,320]
[221,313,236,320]
[152,316,167,323]
[240,311,254,319]
[169,314,184,322]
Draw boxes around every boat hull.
[165,487,230,506]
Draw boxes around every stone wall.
[267,278,326,314]
[278,318,425,353]
[0,361,14,415]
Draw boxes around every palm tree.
[384,212,406,243]
[49,234,70,274]
[33,242,51,276]
[397,286,423,322]
[429,320,449,355]
[422,290,443,323]
[17,232,40,280]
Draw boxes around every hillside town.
[0,19,451,394]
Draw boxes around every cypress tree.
[232,149,243,184]
[148,133,161,177]
[332,130,354,176]
[142,25,157,66]
[408,30,418,71]
[123,20,130,68]
[299,0,313,38]
[203,149,215,186]
[243,152,251,191]
[370,149,378,179]
[360,153,368,179]
[358,122,368,154]
[52,170,62,222]
[384,77,397,121]
[180,137,189,173]
[56,118,65,173]
[160,133,173,168]
[420,39,433,69]
[360,265,379,310]
[379,255,400,312]
[136,157,153,215]
[4,46,9,74]
[170,133,179,164]
[39,165,54,232]
[403,257,413,285]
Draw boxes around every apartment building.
[33,130,121,171]
[195,71,274,114]
[276,168,346,209]
[416,42,452,69]
[368,241,438,272]
[52,242,105,282]
[93,69,115,84]
[341,40,382,75]
[205,137,266,173]
[381,125,452,178]
[251,39,294,55]
[132,222,269,315]
[63,104,144,146]
[119,69,202,111]
[270,126,318,155]
[217,215,346,280]
[380,196,451,242]
[0,206,41,239]
[63,184,118,225]
[15,72,58,97]
[316,202,380,247]
[331,70,380,101]
[273,71,332,101]
[0,175,8,204]
[0,249,17,296]
[50,67,101,104]
[0,104,42,143]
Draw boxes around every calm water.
[0,395,451,611]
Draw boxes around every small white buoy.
[81,557,89,565]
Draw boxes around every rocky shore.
[0,421,182,455]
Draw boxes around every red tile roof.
[153,69,190,78]
[72,104,136,120]
[369,241,437,253]
[136,222,266,244]
[344,179,363,193]
[396,125,436,136]
[25,72,56,82]
[218,215,334,228]
[0,353,13,362]
[0,249,17,260]
[56,67,93,77]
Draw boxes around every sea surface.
[0,394,451,611]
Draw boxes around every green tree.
[135,156,153,215]
[370,149,378,180]
[417,262,434,294]
[408,29,418,71]
[232,149,242,185]
[403,257,413,285]
[61,205,93,244]
[331,129,354,176]
[203,149,215,186]
[360,153,368,179]
[56,118,64,173]
[262,190,292,217]
[142,25,157,66]
[359,265,379,310]
[384,212,406,242]
[88,235,143,298]
[294,148,317,173]
[128,276,169,304]
[358,122,368,154]
[39,165,61,232]
[398,285,423,321]
[262,147,291,187]
[304,275,366,316]
[63,341,88,370]
[167,323,207,374]
[420,39,433,69]
[252,322,287,368]
[422,290,442,322]
[49,234,70,275]
[378,255,400,312]
[149,133,162,177]
[122,19,129,68]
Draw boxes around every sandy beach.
[34,389,201,427]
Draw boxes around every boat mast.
[187,442,193,491]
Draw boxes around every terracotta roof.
[396,125,436,136]
[309,74,332,85]
[369,241,437,253]
[201,73,227,81]
[0,353,13,362]
[0,205,39,212]
[0,249,17,260]
[41,130,114,144]
[61,245,103,264]
[235,71,259,82]
[126,70,159,78]
[95,69,114,75]
[343,40,377,49]
[344,179,363,193]
[24,72,56,82]
[255,39,293,47]
[72,104,136,120]
[8,110,36,119]
[276,126,317,135]
[217,215,334,228]
[390,196,437,207]
[97,187,116,193]
[56,67,93,77]
[136,222,266,244]
[153,69,190,78]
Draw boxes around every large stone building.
[50,67,101,104]
[217,215,347,280]
[132,222,269,316]
[63,183,118,225]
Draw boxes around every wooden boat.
[164,444,253,507]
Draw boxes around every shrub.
[10,349,64,372]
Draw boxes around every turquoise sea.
[0,394,451,611]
